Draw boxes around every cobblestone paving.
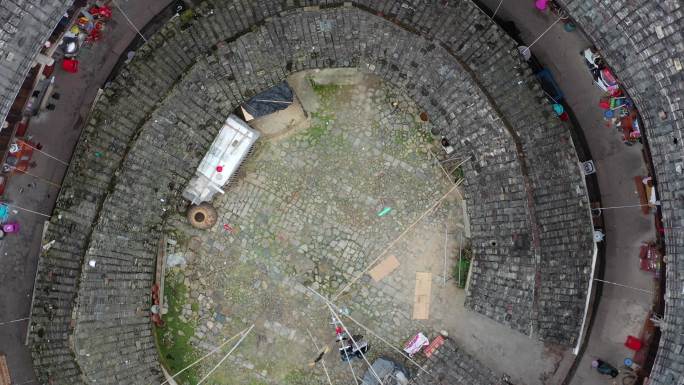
[160,73,465,385]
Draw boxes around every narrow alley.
[477,1,657,384]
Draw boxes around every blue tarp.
[0,204,9,223]
[535,68,564,103]
[242,82,293,118]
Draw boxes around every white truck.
[182,115,260,204]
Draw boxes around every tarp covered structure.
[242,82,293,118]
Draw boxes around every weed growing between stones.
[154,270,199,385]
[283,368,319,385]
[452,165,465,180]
[302,111,334,144]
[415,122,434,144]
[166,228,190,250]
[452,243,473,289]
[247,380,269,385]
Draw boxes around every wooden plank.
[368,255,400,282]
[413,272,432,320]
[634,176,651,214]
[0,353,11,385]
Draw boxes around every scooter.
[581,48,619,92]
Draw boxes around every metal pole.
[429,149,458,185]
[439,154,467,164]
[458,232,463,287]
[443,224,448,286]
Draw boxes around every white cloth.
[403,332,429,356]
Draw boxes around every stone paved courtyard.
[156,71,562,385]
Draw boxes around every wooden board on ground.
[413,272,432,320]
[0,353,11,385]
[369,255,400,282]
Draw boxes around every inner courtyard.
[156,70,560,385]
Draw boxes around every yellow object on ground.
[413,272,432,320]
[369,255,400,282]
[0,353,11,385]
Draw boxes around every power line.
[0,317,29,327]
[332,181,462,301]
[111,0,148,43]
[492,0,504,18]
[469,0,567,58]
[521,16,564,56]
[308,287,431,376]
[196,324,254,385]
[305,328,333,385]
[448,157,472,176]
[10,379,35,385]
[429,149,460,186]
[16,140,69,166]
[439,154,468,164]
[591,202,660,216]
[457,232,464,288]
[326,303,384,385]
[160,325,253,385]
[594,202,659,210]
[5,165,61,188]
[338,332,360,385]
[1,202,51,218]
[594,279,653,295]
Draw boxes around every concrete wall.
[25,1,593,383]
[556,1,683,384]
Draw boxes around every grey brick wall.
[26,1,593,383]
[556,1,684,384]
[0,0,70,123]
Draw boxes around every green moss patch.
[309,79,340,100]
[154,271,199,385]
[452,244,473,289]
[302,112,335,144]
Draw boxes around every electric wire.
[196,324,255,385]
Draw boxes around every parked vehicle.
[581,48,619,92]
[361,357,409,385]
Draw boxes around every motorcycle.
[581,48,619,92]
